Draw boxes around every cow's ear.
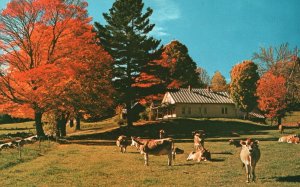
[240,140,246,145]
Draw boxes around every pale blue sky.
[1,0,300,80]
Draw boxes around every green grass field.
[0,116,299,186]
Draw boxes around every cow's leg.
[245,164,250,183]
[252,166,256,182]
[144,153,149,166]
[168,152,172,166]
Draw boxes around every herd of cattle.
[116,129,299,183]
[0,135,39,151]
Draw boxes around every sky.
[1,0,300,80]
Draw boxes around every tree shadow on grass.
[68,118,275,141]
[273,175,300,182]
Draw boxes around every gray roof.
[167,88,235,104]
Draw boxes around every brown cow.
[278,134,297,143]
[240,139,260,183]
[193,130,205,151]
[131,136,174,166]
[287,136,300,144]
[159,129,166,139]
[278,124,284,134]
[116,135,130,153]
[187,147,211,162]
[229,139,242,148]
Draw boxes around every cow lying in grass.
[278,134,298,143]
[131,136,174,166]
[186,147,211,162]
[287,136,299,144]
[240,139,260,183]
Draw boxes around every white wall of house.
[174,103,237,118]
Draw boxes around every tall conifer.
[94,0,162,126]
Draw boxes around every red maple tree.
[0,0,113,136]
[256,71,287,121]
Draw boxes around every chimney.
[207,86,211,92]
[188,85,192,92]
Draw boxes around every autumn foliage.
[230,60,259,117]
[0,0,113,136]
[256,72,287,119]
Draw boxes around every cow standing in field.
[131,136,174,166]
[278,124,284,134]
[159,129,166,139]
[193,130,205,151]
[229,139,242,148]
[240,139,260,183]
[116,135,130,153]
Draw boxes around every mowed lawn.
[0,117,299,186]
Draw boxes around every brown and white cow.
[116,135,130,153]
[278,134,297,143]
[229,139,242,148]
[240,139,260,183]
[193,130,205,151]
[187,147,211,162]
[278,124,284,134]
[159,129,166,139]
[287,136,300,144]
[131,136,174,166]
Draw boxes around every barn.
[161,87,238,118]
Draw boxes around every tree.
[0,0,113,136]
[253,43,300,110]
[196,67,210,87]
[94,0,162,126]
[257,72,287,123]
[210,71,227,91]
[230,60,259,119]
[160,40,200,88]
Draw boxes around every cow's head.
[186,151,196,161]
[131,136,143,147]
[240,139,259,153]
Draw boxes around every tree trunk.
[60,119,67,137]
[126,101,133,127]
[75,114,81,130]
[69,119,74,127]
[35,111,45,137]
[277,116,282,126]
[55,119,61,137]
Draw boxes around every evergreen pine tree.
[94,0,162,126]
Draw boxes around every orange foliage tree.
[257,72,287,122]
[230,60,259,118]
[211,71,227,92]
[0,0,113,136]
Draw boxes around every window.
[188,107,191,115]
[222,107,228,114]
[182,107,186,114]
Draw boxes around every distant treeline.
[0,114,31,124]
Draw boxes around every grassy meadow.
[0,115,300,186]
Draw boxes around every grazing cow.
[24,135,38,144]
[193,130,205,151]
[278,134,297,143]
[0,143,10,151]
[287,136,300,144]
[229,139,242,148]
[116,135,130,153]
[12,139,26,147]
[131,136,174,166]
[159,129,166,139]
[240,139,260,183]
[187,147,211,162]
[278,124,284,134]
